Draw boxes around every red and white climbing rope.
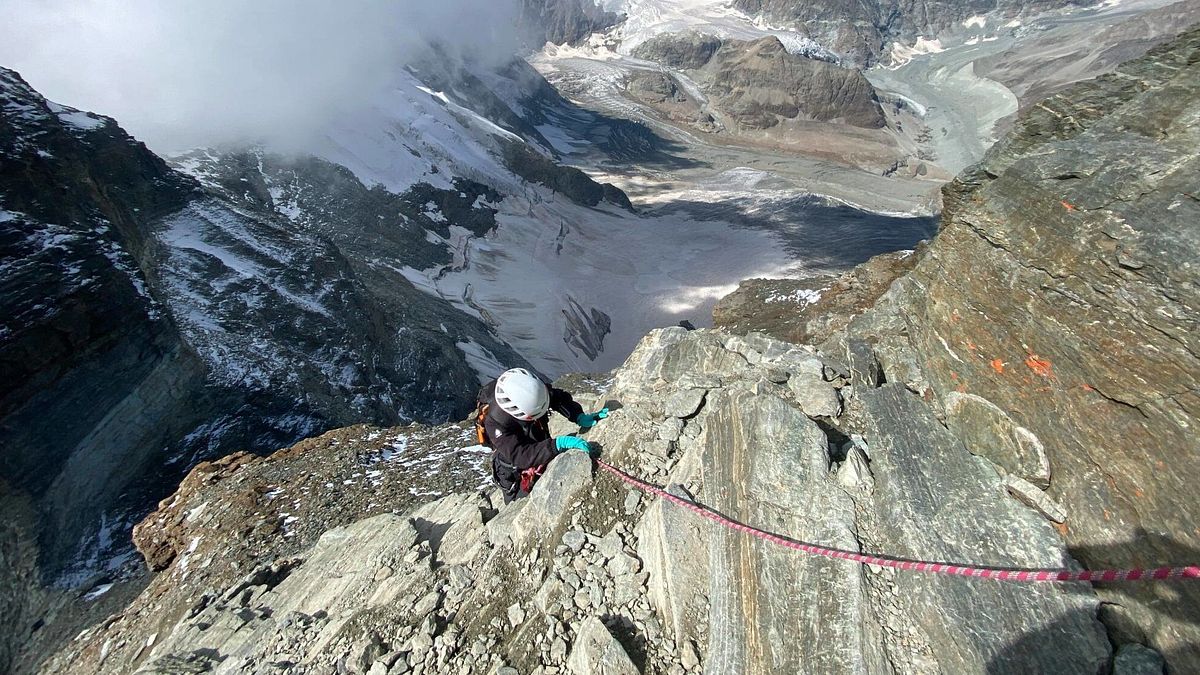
[596,459,1200,584]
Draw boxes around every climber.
[474,368,609,503]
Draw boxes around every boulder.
[1003,474,1067,523]
[945,392,1051,488]
[566,617,638,675]
[511,452,594,540]
[787,374,842,419]
[1114,643,1166,675]
[664,388,707,419]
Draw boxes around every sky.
[0,0,522,152]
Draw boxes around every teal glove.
[555,436,593,454]
[575,408,610,429]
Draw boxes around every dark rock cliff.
[520,0,624,47]
[0,68,211,569]
[0,65,532,671]
[0,67,216,673]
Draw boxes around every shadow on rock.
[1071,529,1200,672]
[985,609,1112,675]
[988,530,1200,674]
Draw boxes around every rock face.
[713,249,921,346]
[631,34,886,130]
[712,29,1200,671]
[840,29,1200,670]
[703,37,886,129]
[520,0,624,47]
[631,31,723,70]
[0,67,215,639]
[39,326,1114,674]
[734,0,1087,65]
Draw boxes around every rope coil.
[596,459,1200,583]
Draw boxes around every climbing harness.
[596,460,1200,584]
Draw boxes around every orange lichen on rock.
[990,358,1005,374]
[1025,354,1054,378]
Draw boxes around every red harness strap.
[520,464,546,494]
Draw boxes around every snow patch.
[456,339,506,384]
[423,201,447,223]
[962,15,987,29]
[764,287,825,306]
[47,102,106,131]
[82,583,114,601]
[885,37,946,68]
[162,213,266,279]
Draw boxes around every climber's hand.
[575,408,610,429]
[555,435,593,455]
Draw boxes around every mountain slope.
[0,61,595,670]
[721,26,1200,669]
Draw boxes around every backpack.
[473,381,496,448]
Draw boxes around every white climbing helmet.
[495,368,549,421]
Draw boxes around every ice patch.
[426,191,802,375]
[82,583,114,601]
[456,339,507,384]
[535,124,589,155]
[890,93,928,117]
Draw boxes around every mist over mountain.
[0,0,523,152]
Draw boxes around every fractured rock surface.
[40,327,1116,674]
[842,28,1200,670]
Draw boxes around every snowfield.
[405,192,800,376]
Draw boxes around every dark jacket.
[481,378,583,497]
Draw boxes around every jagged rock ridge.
[520,0,625,47]
[42,327,1111,674]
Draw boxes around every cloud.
[0,0,521,152]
